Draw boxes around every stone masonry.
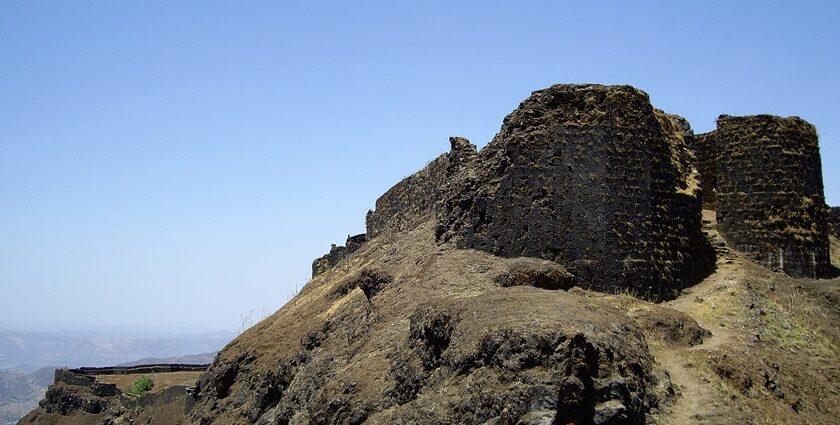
[715,115,831,278]
[313,84,834,291]
[436,84,714,300]
[365,153,449,238]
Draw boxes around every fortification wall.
[311,234,367,277]
[436,84,714,299]
[828,206,840,237]
[53,369,120,397]
[715,114,831,278]
[691,131,718,209]
[311,153,451,277]
[650,112,716,294]
[53,364,210,397]
[69,364,210,376]
[365,153,449,238]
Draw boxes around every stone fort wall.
[714,115,831,278]
[436,85,714,300]
[312,84,834,290]
[312,152,452,277]
[365,153,450,238]
[53,364,210,397]
[690,131,718,209]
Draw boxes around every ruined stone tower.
[315,84,834,291]
[435,84,715,299]
[713,115,831,278]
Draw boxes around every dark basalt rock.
[690,130,719,209]
[714,114,831,278]
[827,206,840,237]
[312,233,367,277]
[436,84,715,300]
[365,153,450,238]
[40,384,110,415]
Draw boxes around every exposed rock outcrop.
[189,222,663,425]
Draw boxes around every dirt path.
[652,212,746,424]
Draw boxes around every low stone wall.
[53,369,120,397]
[69,363,210,376]
[715,114,831,278]
[365,153,450,238]
[130,384,195,414]
[53,364,210,398]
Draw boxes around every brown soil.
[647,211,840,424]
[188,219,663,424]
[95,371,202,394]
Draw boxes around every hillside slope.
[20,84,840,424]
[184,218,840,424]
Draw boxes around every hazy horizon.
[2,1,839,332]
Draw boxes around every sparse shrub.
[129,375,154,395]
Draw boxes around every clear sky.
[1,1,838,332]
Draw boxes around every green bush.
[129,375,154,395]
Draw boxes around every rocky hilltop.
[23,84,840,424]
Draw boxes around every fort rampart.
[311,84,833,289]
[713,115,830,278]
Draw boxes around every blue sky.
[1,1,838,332]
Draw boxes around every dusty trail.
[652,211,745,424]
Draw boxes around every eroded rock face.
[436,84,714,300]
[187,222,662,425]
[715,115,831,278]
[311,234,367,277]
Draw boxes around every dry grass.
[830,235,840,267]
[759,298,837,360]
[95,371,202,394]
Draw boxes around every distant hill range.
[0,329,228,424]
[116,352,217,367]
[0,330,231,372]
[0,367,52,424]
[0,351,219,424]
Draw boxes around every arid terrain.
[94,371,203,395]
[19,84,840,424]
